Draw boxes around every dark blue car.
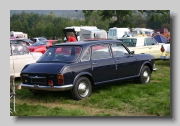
[20,40,157,100]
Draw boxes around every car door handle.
[115,59,120,61]
[92,62,97,65]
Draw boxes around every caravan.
[63,27,107,41]
[10,31,28,39]
[108,27,131,40]
[63,26,97,42]
[80,28,107,40]
[10,31,24,38]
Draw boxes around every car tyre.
[139,66,151,84]
[71,77,92,100]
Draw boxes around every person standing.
[67,33,77,42]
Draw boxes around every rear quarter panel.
[61,61,92,85]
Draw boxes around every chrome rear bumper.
[21,83,73,91]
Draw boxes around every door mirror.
[130,51,134,54]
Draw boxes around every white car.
[160,43,170,60]
[10,43,43,77]
[118,36,165,59]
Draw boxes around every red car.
[28,40,57,54]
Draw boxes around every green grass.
[10,60,170,116]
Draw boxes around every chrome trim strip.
[21,84,73,91]
[29,76,46,78]
[95,75,139,85]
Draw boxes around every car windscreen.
[37,46,82,63]
[118,38,137,47]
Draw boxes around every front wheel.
[139,66,151,84]
[71,77,92,100]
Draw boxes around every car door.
[11,44,36,77]
[111,43,137,78]
[91,43,117,83]
[144,38,162,59]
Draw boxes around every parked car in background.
[10,38,31,46]
[23,39,35,45]
[20,40,157,100]
[160,43,170,60]
[10,43,43,78]
[118,36,165,59]
[47,40,58,43]
[30,37,47,43]
[27,40,53,54]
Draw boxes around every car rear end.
[160,44,170,60]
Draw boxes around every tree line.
[10,10,170,39]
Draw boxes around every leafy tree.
[139,10,170,22]
[10,10,170,39]
[82,10,170,29]
[82,10,134,28]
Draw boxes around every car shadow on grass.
[15,78,138,101]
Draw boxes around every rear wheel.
[139,66,151,84]
[71,77,92,100]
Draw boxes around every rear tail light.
[160,45,165,52]
[57,74,64,85]
[48,80,53,86]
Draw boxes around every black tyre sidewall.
[139,66,151,84]
[71,77,92,100]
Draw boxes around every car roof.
[53,40,122,47]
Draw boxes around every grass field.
[10,60,170,116]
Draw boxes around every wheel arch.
[138,61,153,75]
[73,72,94,87]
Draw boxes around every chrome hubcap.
[143,70,150,83]
[78,81,89,97]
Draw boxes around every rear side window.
[91,44,111,60]
[81,47,91,62]
[111,43,129,57]
[144,38,157,46]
